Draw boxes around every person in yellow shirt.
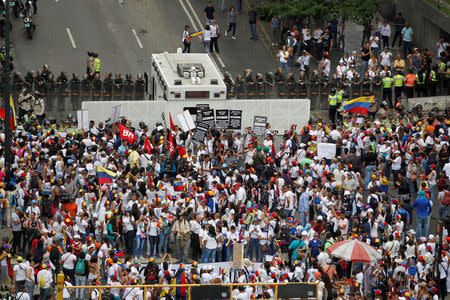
[129,145,140,172]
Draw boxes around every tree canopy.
[257,0,384,25]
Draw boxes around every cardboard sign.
[253,115,267,136]
[201,109,215,128]
[228,110,242,130]
[192,123,209,142]
[177,110,196,132]
[77,109,89,130]
[196,104,210,123]
[317,142,337,159]
[215,109,229,129]
[232,242,244,268]
[109,105,121,125]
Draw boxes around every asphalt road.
[7,0,276,79]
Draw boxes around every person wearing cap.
[413,190,432,239]
[23,212,42,251]
[390,149,402,187]
[13,255,28,291]
[25,200,40,217]
[209,19,220,53]
[36,263,53,300]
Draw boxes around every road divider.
[66,27,77,48]
[132,29,143,48]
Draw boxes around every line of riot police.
[224,68,383,106]
[9,67,147,112]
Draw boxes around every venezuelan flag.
[342,96,374,116]
[0,95,17,130]
[97,166,116,185]
[173,180,183,192]
[189,30,202,37]
[113,249,124,257]
[157,181,164,191]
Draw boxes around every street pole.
[3,0,13,183]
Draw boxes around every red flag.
[118,123,137,144]
[143,137,152,154]
[169,113,177,131]
[271,141,276,159]
[168,131,175,157]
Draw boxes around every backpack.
[162,223,171,235]
[39,273,46,288]
[49,246,60,264]
[146,265,158,283]
[75,259,86,275]
[290,138,298,152]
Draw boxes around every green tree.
[257,0,383,25]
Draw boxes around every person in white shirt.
[296,50,313,74]
[390,150,402,185]
[369,32,380,56]
[36,264,53,300]
[201,225,218,263]
[209,20,220,53]
[60,247,77,283]
[379,48,393,68]
[122,208,135,256]
[13,256,28,290]
[277,45,289,74]
[202,24,212,54]
[436,37,448,59]
[62,276,74,300]
[380,20,391,49]
[336,61,347,78]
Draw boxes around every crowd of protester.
[270,14,450,103]
[0,101,449,300]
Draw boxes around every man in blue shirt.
[297,186,309,227]
[413,190,432,239]
[309,233,322,258]
[392,12,406,48]
[401,22,414,59]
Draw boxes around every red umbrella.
[326,239,382,263]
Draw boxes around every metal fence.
[54,274,318,300]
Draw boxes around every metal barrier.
[55,273,318,300]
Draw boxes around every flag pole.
[3,0,13,183]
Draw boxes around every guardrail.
[55,273,318,300]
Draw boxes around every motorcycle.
[23,14,34,39]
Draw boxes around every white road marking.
[132,29,143,48]
[178,0,199,33]
[213,52,226,68]
[185,0,203,29]
[66,27,77,48]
